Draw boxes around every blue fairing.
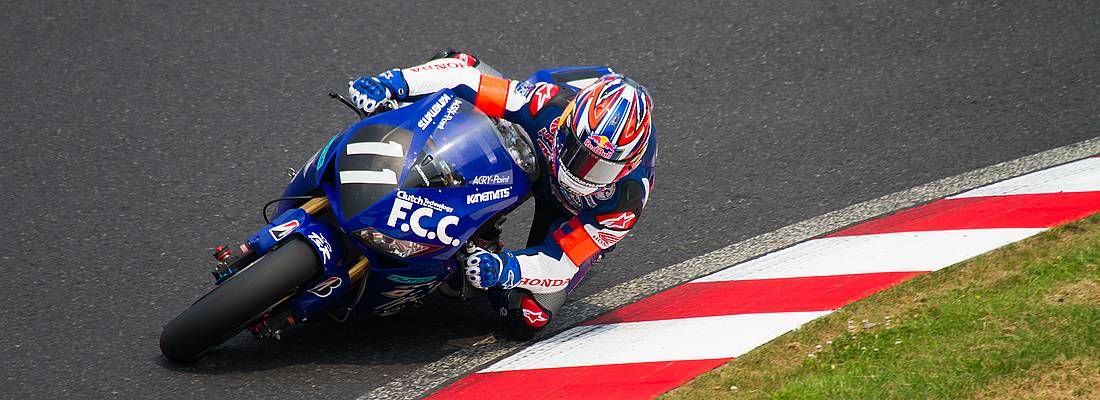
[280,135,340,205]
[262,89,536,316]
[257,65,606,318]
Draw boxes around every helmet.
[554,74,653,196]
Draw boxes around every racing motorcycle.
[158,61,609,362]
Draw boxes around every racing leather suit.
[370,52,656,331]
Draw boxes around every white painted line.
[950,157,1100,198]
[481,311,829,372]
[360,136,1100,400]
[339,169,398,185]
[346,141,405,158]
[692,228,1043,282]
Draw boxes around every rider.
[349,50,656,339]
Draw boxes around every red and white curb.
[426,156,1100,399]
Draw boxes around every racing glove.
[348,69,408,114]
[464,245,521,290]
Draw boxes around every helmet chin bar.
[557,164,603,196]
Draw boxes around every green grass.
[663,214,1100,400]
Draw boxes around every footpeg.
[248,309,297,340]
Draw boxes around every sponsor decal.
[315,136,338,171]
[529,83,560,116]
[466,188,511,205]
[380,281,437,299]
[268,220,300,241]
[520,296,549,328]
[409,60,467,72]
[387,191,461,246]
[376,281,443,314]
[585,225,629,249]
[386,274,437,284]
[515,81,535,97]
[437,98,463,130]
[396,190,453,213]
[455,53,478,66]
[502,270,518,289]
[469,174,512,185]
[519,277,571,288]
[523,308,547,325]
[584,135,615,158]
[307,232,332,263]
[536,117,562,164]
[593,185,616,201]
[536,127,556,163]
[553,185,596,214]
[597,211,637,230]
[417,93,454,130]
[307,276,342,298]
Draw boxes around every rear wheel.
[159,238,319,362]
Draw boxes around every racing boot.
[429,47,480,67]
[489,288,562,341]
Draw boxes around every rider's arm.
[378,57,569,132]
[511,178,650,294]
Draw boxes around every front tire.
[159,238,320,362]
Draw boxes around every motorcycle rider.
[349,50,656,339]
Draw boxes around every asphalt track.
[2,1,1098,399]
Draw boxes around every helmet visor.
[558,125,628,188]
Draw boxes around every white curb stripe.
[949,157,1100,198]
[481,311,830,372]
[692,228,1043,283]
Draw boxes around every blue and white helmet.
[554,74,653,196]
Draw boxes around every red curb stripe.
[426,358,732,400]
[828,191,1100,237]
[583,272,922,326]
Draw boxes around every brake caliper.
[210,243,255,284]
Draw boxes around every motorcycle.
[158,61,613,362]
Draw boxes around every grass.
[662,213,1100,400]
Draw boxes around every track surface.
[2,1,1098,398]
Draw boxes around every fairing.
[265,67,592,316]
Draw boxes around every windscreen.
[336,94,521,221]
[400,100,518,190]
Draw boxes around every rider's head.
[554,74,653,196]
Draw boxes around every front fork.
[215,198,371,337]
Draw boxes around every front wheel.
[159,238,320,362]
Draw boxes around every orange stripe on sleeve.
[554,223,601,266]
[475,75,510,118]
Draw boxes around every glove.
[465,245,521,290]
[349,68,410,115]
[348,76,392,114]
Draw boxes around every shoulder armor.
[612,179,645,215]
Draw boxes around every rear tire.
[159,239,319,362]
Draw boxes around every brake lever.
[329,92,369,119]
